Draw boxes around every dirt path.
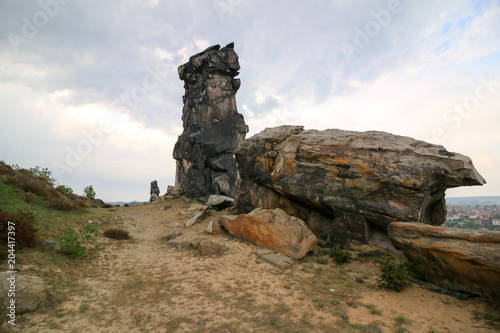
[4,199,498,332]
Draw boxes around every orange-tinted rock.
[219,208,317,259]
[388,222,500,300]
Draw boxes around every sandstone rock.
[255,249,294,270]
[186,208,209,227]
[206,220,224,234]
[173,43,248,199]
[162,230,182,241]
[0,272,48,314]
[219,208,317,259]
[150,180,160,203]
[167,237,190,251]
[198,240,229,256]
[388,222,500,300]
[207,194,234,210]
[236,126,486,245]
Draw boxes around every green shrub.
[0,208,37,249]
[84,185,96,199]
[330,244,353,264]
[56,185,73,194]
[101,204,113,208]
[377,253,412,292]
[103,228,129,240]
[58,227,86,257]
[58,225,99,257]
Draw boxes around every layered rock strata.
[388,222,500,300]
[173,43,248,199]
[236,126,486,244]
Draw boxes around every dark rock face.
[150,180,160,202]
[388,222,500,300]
[236,126,486,245]
[173,43,248,199]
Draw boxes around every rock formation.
[173,42,248,199]
[388,222,500,300]
[150,180,160,202]
[219,208,318,259]
[236,126,486,245]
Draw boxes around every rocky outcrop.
[388,222,500,300]
[236,126,486,245]
[150,180,160,202]
[173,43,248,199]
[219,208,318,259]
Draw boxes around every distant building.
[492,219,500,226]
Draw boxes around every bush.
[377,253,412,292]
[103,228,130,240]
[58,225,99,257]
[102,204,113,208]
[84,185,96,199]
[56,185,73,194]
[0,209,37,249]
[330,244,353,264]
[48,199,77,211]
[0,161,15,175]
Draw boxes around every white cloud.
[0,0,498,200]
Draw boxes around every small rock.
[167,237,190,251]
[198,240,228,256]
[206,220,224,235]
[255,249,293,270]
[43,240,60,252]
[162,230,182,241]
[186,209,209,227]
[169,221,181,227]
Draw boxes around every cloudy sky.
[1,0,499,202]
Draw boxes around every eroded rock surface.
[388,222,500,300]
[173,43,248,199]
[219,208,318,259]
[150,180,160,202]
[236,126,485,244]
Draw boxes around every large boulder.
[219,208,317,259]
[173,42,248,199]
[388,222,500,300]
[0,272,49,315]
[236,126,485,245]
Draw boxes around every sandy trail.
[4,199,498,332]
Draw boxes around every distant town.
[445,196,500,231]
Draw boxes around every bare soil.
[3,198,498,332]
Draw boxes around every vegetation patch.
[377,253,412,292]
[0,208,37,249]
[103,228,130,240]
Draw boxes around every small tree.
[84,185,96,198]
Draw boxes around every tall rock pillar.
[173,43,248,199]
